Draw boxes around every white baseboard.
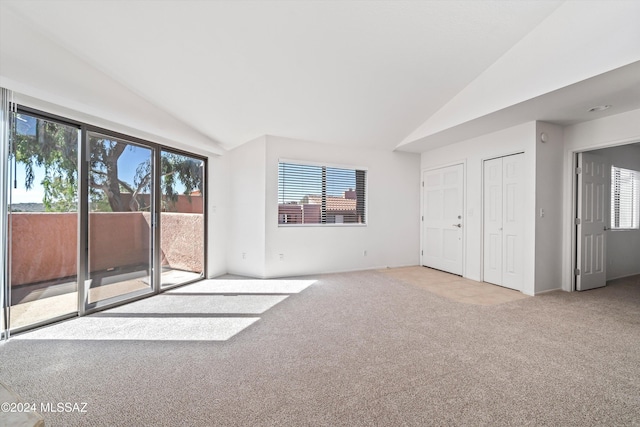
[607,273,640,282]
[534,287,562,295]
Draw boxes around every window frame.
[5,104,208,334]
[610,165,640,231]
[277,158,368,227]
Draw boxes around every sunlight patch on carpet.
[15,316,259,341]
[170,279,316,294]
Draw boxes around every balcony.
[9,205,204,329]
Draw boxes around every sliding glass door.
[9,112,79,330]
[86,132,155,307]
[160,150,205,288]
[1,103,207,334]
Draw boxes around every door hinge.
[574,268,580,276]
[422,181,424,187]
[421,215,424,221]
[576,167,582,174]
[575,218,581,225]
[421,250,423,256]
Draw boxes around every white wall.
[225,136,267,277]
[214,109,640,286]
[207,154,230,278]
[562,108,640,290]
[534,122,564,292]
[589,144,640,280]
[262,135,420,278]
[420,122,537,295]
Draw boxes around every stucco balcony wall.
[11,212,78,286]
[159,212,204,273]
[10,211,203,287]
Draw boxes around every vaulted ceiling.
[1,1,639,155]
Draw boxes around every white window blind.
[278,162,366,225]
[611,166,640,229]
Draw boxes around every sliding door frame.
[6,106,83,335]
[158,146,208,291]
[0,89,15,341]
[4,105,208,329]
[81,125,158,315]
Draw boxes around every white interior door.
[501,154,524,290]
[483,158,503,285]
[483,154,524,291]
[576,152,609,291]
[422,164,464,275]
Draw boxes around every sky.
[12,113,133,203]
[11,114,43,203]
[10,114,192,204]
[10,146,156,204]
[9,135,190,204]
[10,162,45,204]
[10,142,152,205]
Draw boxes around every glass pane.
[160,151,204,288]
[87,133,154,304]
[9,113,79,329]
[278,162,366,225]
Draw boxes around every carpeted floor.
[0,268,639,426]
[378,266,530,305]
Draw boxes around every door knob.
[453,223,462,228]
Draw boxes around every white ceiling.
[399,60,640,153]
[1,1,639,154]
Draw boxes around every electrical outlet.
[279,253,284,261]
[363,250,367,256]
[242,252,246,260]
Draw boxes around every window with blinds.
[278,161,366,225]
[611,166,640,229]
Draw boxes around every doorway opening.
[573,142,640,291]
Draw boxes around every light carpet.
[0,269,638,426]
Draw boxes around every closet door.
[501,154,524,290]
[483,154,524,291]
[483,158,503,285]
